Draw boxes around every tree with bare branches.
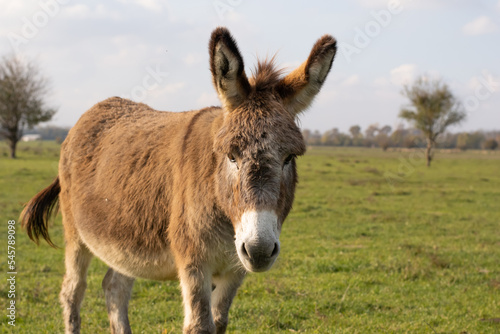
[399,77,466,167]
[0,56,56,158]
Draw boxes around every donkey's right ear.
[209,27,251,112]
[276,35,337,117]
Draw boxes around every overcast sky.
[1,0,499,133]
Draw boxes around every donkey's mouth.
[234,210,281,272]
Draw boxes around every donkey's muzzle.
[235,210,281,272]
[240,241,280,272]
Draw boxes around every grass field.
[1,141,499,333]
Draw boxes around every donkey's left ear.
[209,27,251,112]
[276,35,337,117]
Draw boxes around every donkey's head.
[210,27,336,272]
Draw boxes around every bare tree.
[399,77,466,167]
[0,56,56,158]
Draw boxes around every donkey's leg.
[211,271,246,334]
[179,265,215,334]
[102,268,135,334]
[59,240,93,334]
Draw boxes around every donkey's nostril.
[241,243,250,259]
[270,243,279,257]
[238,240,280,272]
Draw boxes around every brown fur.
[20,27,337,334]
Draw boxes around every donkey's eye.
[283,154,295,166]
[228,153,237,163]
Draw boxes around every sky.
[1,0,499,133]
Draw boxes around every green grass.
[1,142,499,333]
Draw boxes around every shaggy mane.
[250,56,285,92]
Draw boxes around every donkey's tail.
[20,176,61,248]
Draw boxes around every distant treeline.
[24,124,500,151]
[302,125,500,150]
[25,125,70,142]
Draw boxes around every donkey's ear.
[276,35,337,117]
[209,27,251,112]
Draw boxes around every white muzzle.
[235,210,280,272]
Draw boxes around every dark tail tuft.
[20,177,61,248]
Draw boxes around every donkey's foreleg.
[102,268,135,334]
[60,241,93,334]
[211,271,246,334]
[179,265,215,334]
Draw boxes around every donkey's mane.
[250,57,285,92]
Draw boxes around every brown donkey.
[21,27,337,334]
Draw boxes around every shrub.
[482,139,498,150]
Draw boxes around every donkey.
[21,27,337,334]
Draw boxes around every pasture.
[1,141,499,333]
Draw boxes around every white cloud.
[225,11,243,23]
[134,0,163,11]
[341,75,360,87]
[95,4,122,20]
[100,41,150,67]
[356,0,447,10]
[117,0,163,11]
[390,64,417,86]
[196,92,219,107]
[280,61,302,72]
[373,76,389,87]
[62,4,91,19]
[61,4,121,20]
[467,71,499,92]
[163,82,185,94]
[0,1,28,16]
[315,83,340,103]
[183,53,203,66]
[463,16,498,36]
[421,71,442,82]
[357,0,393,9]
[149,82,186,99]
